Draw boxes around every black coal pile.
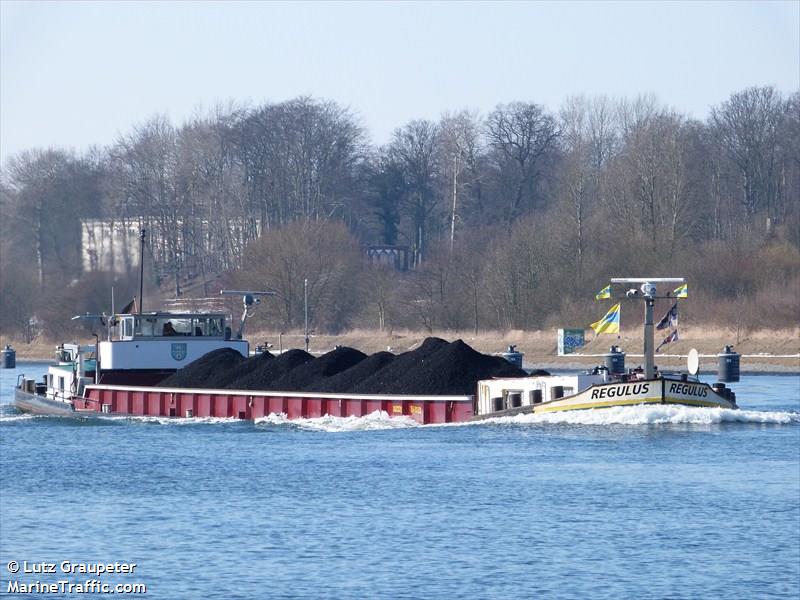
[159,348,247,389]
[306,351,396,393]
[226,349,313,390]
[355,339,526,395]
[350,337,449,394]
[158,337,526,397]
[269,347,368,392]
[203,351,274,389]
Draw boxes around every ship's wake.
[475,404,799,426]
[0,412,39,423]
[1,406,796,429]
[255,411,420,432]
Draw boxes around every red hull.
[71,384,474,424]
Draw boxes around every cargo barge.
[12,278,741,423]
[12,299,476,424]
[15,380,473,424]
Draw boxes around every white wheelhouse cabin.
[100,312,248,372]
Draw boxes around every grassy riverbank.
[5,326,798,373]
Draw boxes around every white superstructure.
[98,312,248,370]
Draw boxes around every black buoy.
[717,345,740,383]
[1,345,15,369]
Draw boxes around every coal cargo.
[156,337,526,397]
[269,347,367,392]
[159,348,247,389]
[203,350,274,389]
[350,337,449,394]
[307,351,396,393]
[373,339,526,395]
[226,349,313,391]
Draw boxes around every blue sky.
[1,1,798,163]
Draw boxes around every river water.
[1,362,798,599]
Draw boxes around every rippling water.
[1,362,798,599]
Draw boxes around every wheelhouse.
[115,313,230,340]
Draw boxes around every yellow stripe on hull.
[535,396,732,413]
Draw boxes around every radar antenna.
[220,290,276,340]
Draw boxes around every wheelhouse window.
[158,318,192,336]
[135,317,157,337]
[122,317,134,339]
[119,314,226,338]
[192,316,224,338]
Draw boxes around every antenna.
[71,313,108,321]
[610,278,685,284]
[138,228,146,314]
[220,290,276,339]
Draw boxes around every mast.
[138,228,146,315]
[643,295,655,379]
[610,277,685,380]
[304,278,309,352]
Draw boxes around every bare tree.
[388,119,440,266]
[485,102,560,223]
[711,86,786,220]
[229,219,362,331]
[437,110,483,251]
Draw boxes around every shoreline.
[4,326,798,375]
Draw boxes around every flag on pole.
[590,303,620,334]
[595,285,611,300]
[119,297,137,314]
[656,302,678,331]
[673,283,688,298]
[656,329,679,353]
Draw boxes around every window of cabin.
[210,317,224,337]
[136,317,157,337]
[158,318,192,336]
[192,316,224,337]
[174,318,192,336]
[192,318,206,336]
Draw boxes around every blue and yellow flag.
[673,283,688,298]
[595,285,611,300]
[590,303,620,334]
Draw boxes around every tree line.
[1,86,798,339]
